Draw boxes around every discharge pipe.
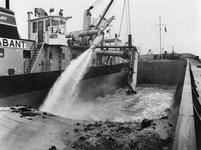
[89,30,104,51]
[66,29,99,39]
[66,16,114,39]
[96,49,132,59]
[127,48,138,95]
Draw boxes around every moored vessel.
[0,0,138,108]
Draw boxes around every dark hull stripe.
[0,64,129,99]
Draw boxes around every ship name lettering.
[0,38,26,49]
[0,16,7,20]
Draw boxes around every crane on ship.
[95,0,138,95]
[66,0,138,94]
[90,0,139,95]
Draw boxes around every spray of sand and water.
[40,49,92,115]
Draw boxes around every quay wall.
[137,59,187,85]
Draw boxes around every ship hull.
[0,71,62,108]
[0,89,50,109]
[0,63,129,109]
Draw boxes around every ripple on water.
[47,84,176,122]
[86,84,176,122]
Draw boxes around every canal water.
[47,84,176,122]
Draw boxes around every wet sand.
[0,105,177,150]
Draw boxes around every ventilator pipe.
[27,11,33,40]
[128,34,132,47]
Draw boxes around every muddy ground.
[0,105,177,150]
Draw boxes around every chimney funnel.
[6,0,9,9]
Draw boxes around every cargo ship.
[0,0,139,109]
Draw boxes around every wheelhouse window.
[60,20,66,34]
[0,48,4,58]
[33,22,37,33]
[52,20,59,26]
[45,19,50,31]
[52,20,59,33]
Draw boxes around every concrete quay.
[173,58,201,150]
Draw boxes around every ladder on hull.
[26,42,44,73]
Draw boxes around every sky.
[0,0,200,57]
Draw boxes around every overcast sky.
[1,0,200,57]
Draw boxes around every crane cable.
[91,0,102,8]
[125,0,129,35]
[118,0,131,38]
[118,0,126,37]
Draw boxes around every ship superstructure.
[0,6,71,76]
[0,0,138,108]
[25,8,71,73]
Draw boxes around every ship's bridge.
[29,14,69,46]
